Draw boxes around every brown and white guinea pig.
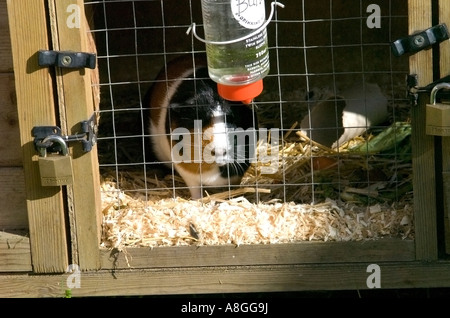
[144,54,258,199]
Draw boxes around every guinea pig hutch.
[1,0,450,298]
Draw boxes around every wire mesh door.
[85,0,413,249]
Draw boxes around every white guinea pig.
[145,54,258,199]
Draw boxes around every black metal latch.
[407,74,450,106]
[391,23,449,57]
[32,113,98,155]
[38,50,96,69]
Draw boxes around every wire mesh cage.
[85,0,413,249]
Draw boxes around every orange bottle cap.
[217,80,263,104]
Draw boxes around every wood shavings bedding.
[101,180,414,250]
[100,121,414,250]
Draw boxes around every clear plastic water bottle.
[193,1,282,104]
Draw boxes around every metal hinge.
[391,23,449,57]
[32,113,98,155]
[38,50,96,69]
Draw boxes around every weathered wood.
[408,0,438,261]
[1,260,450,297]
[408,0,433,88]
[49,0,102,270]
[7,0,68,273]
[439,0,450,77]
[0,0,13,72]
[0,167,27,230]
[100,240,415,270]
[0,231,31,272]
[0,73,22,166]
[439,0,450,254]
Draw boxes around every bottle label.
[231,0,265,29]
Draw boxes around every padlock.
[426,82,450,136]
[38,135,73,186]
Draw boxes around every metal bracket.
[32,113,98,154]
[38,50,96,69]
[391,23,449,57]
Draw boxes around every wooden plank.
[408,0,433,88]
[1,260,450,297]
[0,167,27,230]
[439,0,450,254]
[0,0,13,72]
[49,0,102,270]
[0,73,22,166]
[100,240,415,269]
[0,231,31,272]
[439,0,450,77]
[7,0,69,273]
[408,0,438,260]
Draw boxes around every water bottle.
[190,1,283,104]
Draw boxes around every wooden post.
[408,0,438,260]
[6,0,69,273]
[48,0,102,270]
[438,0,450,254]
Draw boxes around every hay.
[100,121,414,250]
